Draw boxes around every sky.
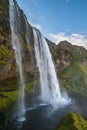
[17,0,87,48]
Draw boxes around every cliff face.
[57,41,87,70]
[49,40,87,72]
[57,41,87,95]
[0,0,87,97]
[0,0,36,92]
[0,0,17,91]
[49,40,87,95]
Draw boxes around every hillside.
[0,0,87,111]
[56,111,87,130]
[48,40,87,95]
[1,0,87,130]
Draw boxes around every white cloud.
[49,32,87,49]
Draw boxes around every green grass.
[0,46,13,67]
[0,0,9,17]
[25,80,40,94]
[56,112,87,130]
[0,90,19,112]
[25,81,35,94]
[49,47,58,57]
[71,49,82,61]
[0,46,12,58]
[0,80,40,112]
[0,60,6,65]
[60,62,87,96]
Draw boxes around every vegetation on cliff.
[48,40,87,96]
[0,0,87,114]
[0,0,36,111]
[0,90,18,111]
[0,1,87,130]
[56,112,87,130]
[60,62,87,96]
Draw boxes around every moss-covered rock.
[55,41,87,72]
[25,80,40,94]
[0,0,9,28]
[0,79,40,111]
[56,112,87,130]
[0,90,19,112]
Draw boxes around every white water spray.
[33,28,71,107]
[9,0,25,121]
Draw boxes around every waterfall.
[33,28,71,107]
[24,17,33,60]
[9,0,70,117]
[9,0,25,121]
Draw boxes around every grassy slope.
[0,46,13,65]
[25,80,40,94]
[59,62,87,96]
[0,80,39,111]
[56,112,87,130]
[0,90,19,111]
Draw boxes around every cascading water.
[9,0,70,120]
[33,28,71,107]
[24,18,31,56]
[9,0,25,121]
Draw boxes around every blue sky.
[17,0,87,48]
